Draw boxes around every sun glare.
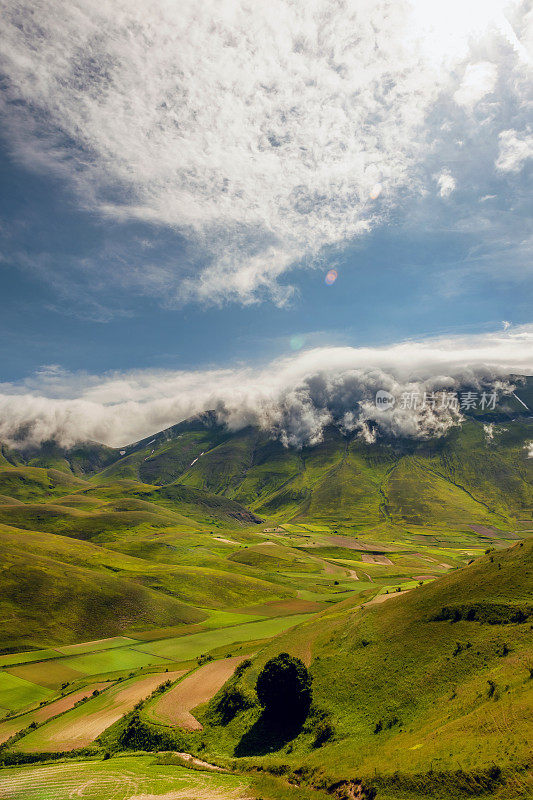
[407,0,522,64]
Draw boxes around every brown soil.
[147,656,249,730]
[361,554,393,565]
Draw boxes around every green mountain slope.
[198,539,533,796]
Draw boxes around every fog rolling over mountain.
[1,327,533,449]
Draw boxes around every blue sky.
[0,0,531,446]
[1,134,530,382]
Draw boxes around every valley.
[0,408,531,799]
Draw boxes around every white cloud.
[436,170,456,198]
[0,325,531,449]
[0,0,529,304]
[496,129,533,173]
[454,62,498,108]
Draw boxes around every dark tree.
[256,652,312,722]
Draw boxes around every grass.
[196,539,533,792]
[0,650,61,668]
[6,660,83,690]
[56,637,139,655]
[13,672,179,752]
[0,409,531,798]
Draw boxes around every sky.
[0,0,532,445]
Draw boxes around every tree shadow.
[234,711,305,757]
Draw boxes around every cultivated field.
[145,655,250,730]
[0,682,111,745]
[0,755,253,800]
[15,671,185,752]
[134,614,314,663]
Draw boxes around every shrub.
[117,713,185,751]
[234,658,252,678]
[256,653,312,722]
[215,684,255,724]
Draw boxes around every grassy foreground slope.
[196,539,532,796]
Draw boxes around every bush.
[117,713,186,751]
[234,658,252,678]
[215,684,255,724]
[256,653,312,722]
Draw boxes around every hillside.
[196,538,533,798]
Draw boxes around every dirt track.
[147,656,249,730]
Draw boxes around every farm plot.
[361,554,393,565]
[135,614,313,662]
[6,659,83,689]
[14,671,184,752]
[0,682,111,745]
[60,646,171,675]
[0,649,61,668]
[0,672,52,714]
[145,655,249,730]
[0,755,252,800]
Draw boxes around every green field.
[0,673,52,714]
[0,650,61,668]
[195,539,533,795]
[134,614,314,662]
[56,637,139,655]
[60,647,171,675]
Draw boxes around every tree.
[256,652,312,722]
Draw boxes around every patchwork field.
[14,671,185,752]
[0,682,111,745]
[134,614,314,662]
[60,647,172,676]
[0,410,531,799]
[0,673,52,714]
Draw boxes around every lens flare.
[325,269,338,285]
[290,334,306,351]
[370,183,382,200]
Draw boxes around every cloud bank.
[0,326,531,449]
[1,0,531,304]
